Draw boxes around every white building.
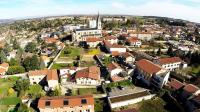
[103,40,126,54]
[154,57,187,71]
[89,20,97,28]
[75,66,101,85]
[120,52,135,63]
[107,63,123,77]
[104,36,118,44]
[73,13,102,42]
[126,37,142,47]
[28,69,59,90]
[86,37,102,48]
[136,59,170,88]
[108,87,155,109]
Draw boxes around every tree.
[9,58,20,66]
[7,66,25,75]
[167,46,174,57]
[157,48,162,56]
[13,38,19,50]
[3,42,12,54]
[25,42,36,53]
[28,84,45,98]
[14,79,30,97]
[23,55,39,71]
[0,50,6,63]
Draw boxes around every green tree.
[25,42,37,53]
[3,42,12,54]
[167,46,174,57]
[23,55,39,71]
[7,66,25,75]
[28,84,44,98]
[13,38,19,50]
[9,58,20,66]
[14,79,30,97]
[0,50,6,63]
[157,48,162,56]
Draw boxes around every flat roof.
[109,91,150,103]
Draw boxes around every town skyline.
[1,0,200,23]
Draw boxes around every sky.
[0,0,200,23]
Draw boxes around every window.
[45,101,51,107]
[86,109,90,112]
[81,99,87,104]
[63,100,69,106]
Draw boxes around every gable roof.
[158,57,183,65]
[183,84,199,94]
[75,66,100,80]
[136,59,162,75]
[107,62,121,71]
[28,69,58,80]
[86,37,102,42]
[168,78,185,90]
[38,95,94,109]
[127,37,140,43]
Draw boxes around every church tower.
[97,12,102,29]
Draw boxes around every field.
[71,87,104,96]
[60,47,83,58]
[51,63,68,69]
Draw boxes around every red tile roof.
[103,40,125,48]
[127,37,140,43]
[168,78,184,90]
[86,37,102,42]
[121,52,133,58]
[111,76,124,82]
[158,57,183,65]
[28,69,58,80]
[107,62,121,71]
[136,59,162,75]
[38,95,94,109]
[45,38,58,43]
[0,63,9,68]
[75,66,100,80]
[183,84,199,94]
[111,51,120,56]
[105,36,117,40]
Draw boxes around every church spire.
[97,12,101,29]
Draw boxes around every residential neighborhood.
[0,1,200,112]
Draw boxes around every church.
[72,13,102,42]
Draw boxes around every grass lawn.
[191,66,200,75]
[86,49,101,55]
[80,61,96,67]
[78,88,102,95]
[95,99,104,112]
[105,80,134,89]
[51,63,68,69]
[0,97,21,105]
[138,97,168,112]
[60,47,82,58]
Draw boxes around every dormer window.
[45,101,50,107]
[63,100,69,106]
[81,99,87,104]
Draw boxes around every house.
[107,63,123,77]
[129,32,153,41]
[0,63,9,75]
[105,36,118,44]
[73,13,102,42]
[120,52,135,63]
[108,87,155,109]
[6,50,17,61]
[75,66,101,85]
[38,95,94,112]
[183,84,200,96]
[136,59,170,88]
[40,56,50,67]
[168,78,185,91]
[154,57,187,71]
[104,40,126,53]
[86,37,102,47]
[126,37,142,47]
[28,69,59,90]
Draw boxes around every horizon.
[1,0,200,23]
